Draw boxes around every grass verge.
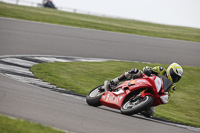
[0,115,66,133]
[0,2,200,42]
[30,61,200,127]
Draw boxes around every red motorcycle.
[86,74,171,116]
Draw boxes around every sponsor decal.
[177,69,183,76]
[106,94,110,102]
[131,80,135,84]
[136,80,146,83]
[119,96,123,101]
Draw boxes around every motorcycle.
[86,74,172,116]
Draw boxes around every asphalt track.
[0,17,200,133]
[0,17,200,67]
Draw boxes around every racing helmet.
[166,63,183,83]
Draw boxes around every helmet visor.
[170,68,181,83]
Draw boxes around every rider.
[43,0,56,9]
[104,62,183,117]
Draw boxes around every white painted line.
[33,57,72,62]
[33,57,110,62]
[1,58,37,67]
[75,58,111,62]
[0,64,32,74]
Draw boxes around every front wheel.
[120,95,154,115]
[86,85,104,107]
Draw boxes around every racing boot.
[104,80,111,92]
[141,107,155,117]
[104,77,120,92]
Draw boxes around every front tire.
[86,85,104,107]
[120,95,154,115]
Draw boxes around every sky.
[3,0,200,29]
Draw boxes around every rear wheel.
[86,85,104,107]
[120,95,154,115]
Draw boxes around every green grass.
[0,115,66,133]
[30,61,200,127]
[0,2,200,42]
[1,1,200,128]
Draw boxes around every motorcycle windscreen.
[160,75,173,92]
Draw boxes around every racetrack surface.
[0,17,200,133]
[0,17,200,67]
[1,73,197,133]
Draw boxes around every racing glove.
[143,66,152,76]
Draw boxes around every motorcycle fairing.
[100,75,170,109]
[154,77,162,93]
[160,94,169,104]
[147,76,169,106]
[100,91,127,109]
[100,77,153,109]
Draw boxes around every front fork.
[130,88,148,102]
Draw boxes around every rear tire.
[120,95,154,115]
[86,85,104,107]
